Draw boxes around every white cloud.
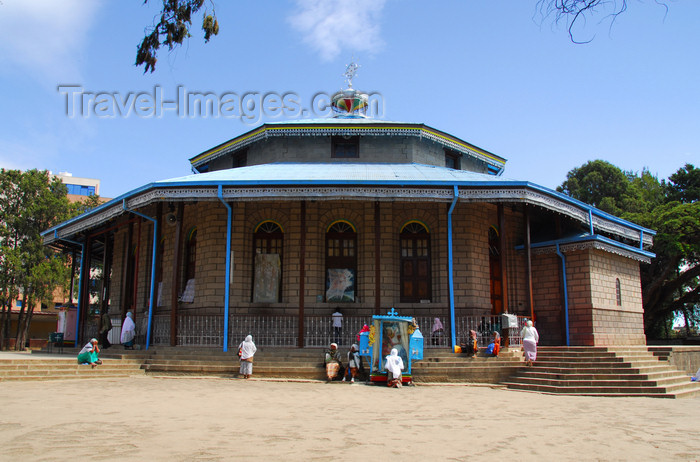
[288,0,386,61]
[0,0,101,83]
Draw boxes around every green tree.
[558,161,700,338]
[0,169,74,350]
[73,193,103,215]
[136,0,219,73]
[556,159,631,216]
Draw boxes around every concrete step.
[0,367,145,380]
[504,346,699,398]
[502,381,700,398]
[503,375,691,388]
[514,369,683,381]
[413,361,523,369]
[0,373,137,382]
[530,359,663,368]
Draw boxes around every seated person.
[343,344,363,383]
[385,348,404,388]
[460,330,478,357]
[324,343,342,381]
[485,331,501,357]
[77,338,102,368]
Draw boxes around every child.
[485,331,500,357]
[466,330,478,357]
[343,344,362,383]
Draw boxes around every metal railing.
[230,315,298,348]
[454,315,527,348]
[101,312,528,349]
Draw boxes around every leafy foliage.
[136,0,219,73]
[558,161,700,337]
[73,193,104,215]
[0,170,75,350]
[557,159,630,215]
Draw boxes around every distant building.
[53,172,101,203]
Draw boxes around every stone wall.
[214,135,492,174]
[531,253,564,345]
[587,250,646,345]
[528,247,646,346]
[106,199,647,347]
[108,199,503,321]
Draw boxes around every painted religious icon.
[253,254,280,303]
[326,268,355,302]
[381,321,408,368]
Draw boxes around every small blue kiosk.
[359,308,424,384]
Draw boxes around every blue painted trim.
[218,185,233,353]
[122,199,157,351]
[55,230,85,345]
[447,185,459,351]
[42,181,158,238]
[588,209,594,235]
[518,234,655,259]
[556,243,570,347]
[76,240,86,346]
[42,166,655,243]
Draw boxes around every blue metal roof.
[159,162,516,185]
[42,162,655,253]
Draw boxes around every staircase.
[18,346,524,382]
[138,347,525,383]
[9,345,700,398]
[138,347,327,380]
[412,348,523,383]
[0,354,145,381]
[502,346,700,398]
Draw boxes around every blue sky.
[0,0,698,198]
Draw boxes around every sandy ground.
[0,374,699,462]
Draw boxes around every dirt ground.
[0,375,699,461]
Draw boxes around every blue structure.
[359,308,424,383]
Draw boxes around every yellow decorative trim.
[190,125,506,166]
[400,220,429,233]
[186,227,197,241]
[326,219,356,233]
[254,220,284,233]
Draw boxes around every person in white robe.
[385,348,404,388]
[120,311,136,349]
[520,320,540,366]
[238,335,257,379]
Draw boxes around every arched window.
[400,221,431,303]
[156,236,165,307]
[252,221,283,303]
[325,221,357,302]
[184,228,197,284]
[615,278,622,306]
[179,228,197,303]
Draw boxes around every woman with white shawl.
[385,348,404,388]
[520,320,540,366]
[120,311,136,350]
[238,335,257,379]
[77,338,102,368]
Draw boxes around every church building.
[43,67,654,351]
